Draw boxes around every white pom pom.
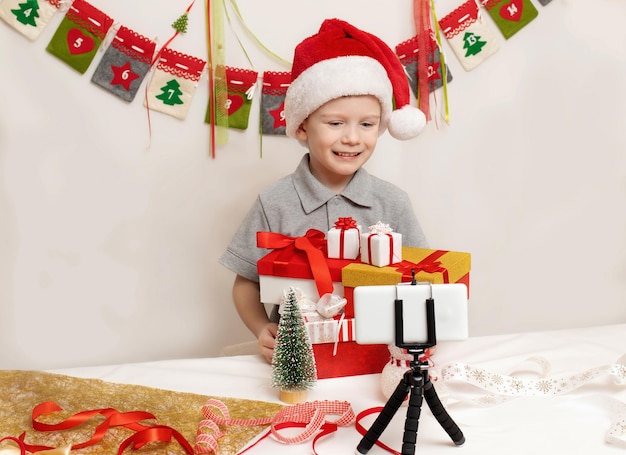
[387,105,426,140]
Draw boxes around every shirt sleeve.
[218,196,270,282]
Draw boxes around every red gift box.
[304,316,390,378]
[313,342,390,379]
[257,229,354,304]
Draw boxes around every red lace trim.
[47,0,62,8]
[395,32,437,65]
[261,71,291,96]
[66,0,113,40]
[224,66,258,94]
[111,26,156,65]
[156,47,206,81]
[439,0,480,39]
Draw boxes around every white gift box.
[304,317,356,344]
[360,231,403,267]
[327,225,361,259]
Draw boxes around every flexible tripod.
[356,282,465,455]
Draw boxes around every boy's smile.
[296,95,381,193]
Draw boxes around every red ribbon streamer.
[21,401,194,454]
[145,1,196,147]
[257,229,334,297]
[394,250,449,283]
[413,0,433,120]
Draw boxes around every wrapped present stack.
[256,218,471,379]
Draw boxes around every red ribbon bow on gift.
[334,217,357,230]
[395,250,450,283]
[257,229,334,297]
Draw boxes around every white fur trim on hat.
[284,55,393,139]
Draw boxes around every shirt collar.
[292,154,374,214]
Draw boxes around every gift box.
[305,315,354,344]
[342,247,471,317]
[304,316,389,378]
[327,217,361,260]
[312,342,390,379]
[257,229,354,304]
[360,222,402,267]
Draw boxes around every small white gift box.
[360,221,402,267]
[327,217,361,260]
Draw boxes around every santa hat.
[284,18,426,141]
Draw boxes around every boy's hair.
[284,18,426,141]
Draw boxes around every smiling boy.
[219,18,429,363]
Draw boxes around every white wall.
[1,0,624,370]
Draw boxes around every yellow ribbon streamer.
[227,0,291,67]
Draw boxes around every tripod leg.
[356,372,411,454]
[401,375,424,455]
[423,374,465,446]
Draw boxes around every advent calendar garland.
[1,0,553,156]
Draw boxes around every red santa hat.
[284,18,426,141]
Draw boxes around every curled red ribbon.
[22,401,194,455]
[257,229,334,297]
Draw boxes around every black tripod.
[356,282,465,455]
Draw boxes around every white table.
[51,324,626,454]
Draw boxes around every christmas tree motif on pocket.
[145,47,206,120]
[479,0,538,39]
[91,26,156,102]
[439,0,500,72]
[45,0,113,74]
[0,0,62,41]
[206,66,258,130]
[261,71,291,135]
[396,33,453,97]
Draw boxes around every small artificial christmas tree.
[271,287,317,403]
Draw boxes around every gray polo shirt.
[219,154,428,282]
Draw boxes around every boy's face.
[296,95,381,192]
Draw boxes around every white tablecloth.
[51,324,626,454]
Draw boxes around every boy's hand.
[257,322,278,364]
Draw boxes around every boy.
[219,18,428,363]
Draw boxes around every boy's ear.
[295,123,307,141]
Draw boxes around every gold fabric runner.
[0,370,283,455]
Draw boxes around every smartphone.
[353,283,469,345]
